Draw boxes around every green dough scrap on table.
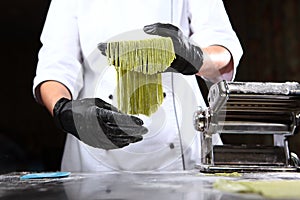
[213,172,242,177]
[213,179,300,199]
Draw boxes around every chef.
[33,0,243,172]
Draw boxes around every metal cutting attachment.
[194,81,300,172]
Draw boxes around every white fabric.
[33,0,243,172]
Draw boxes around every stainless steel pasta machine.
[194,81,300,172]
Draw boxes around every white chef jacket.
[33,0,243,172]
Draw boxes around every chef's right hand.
[53,98,148,150]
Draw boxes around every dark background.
[0,0,299,173]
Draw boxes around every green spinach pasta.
[105,37,175,116]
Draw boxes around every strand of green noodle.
[106,37,175,116]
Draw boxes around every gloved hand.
[53,98,148,150]
[143,23,203,75]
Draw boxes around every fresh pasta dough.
[213,179,300,199]
[106,37,175,116]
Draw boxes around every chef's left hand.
[143,23,203,75]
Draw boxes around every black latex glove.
[53,98,148,150]
[143,23,203,75]
[98,23,203,75]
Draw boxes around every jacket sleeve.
[188,0,243,81]
[33,0,83,103]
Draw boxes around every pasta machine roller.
[194,81,300,172]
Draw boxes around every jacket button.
[108,94,113,100]
[169,143,175,149]
[163,92,166,98]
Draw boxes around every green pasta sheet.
[213,179,300,199]
[107,37,175,74]
[106,37,175,116]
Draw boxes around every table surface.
[1,170,300,200]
